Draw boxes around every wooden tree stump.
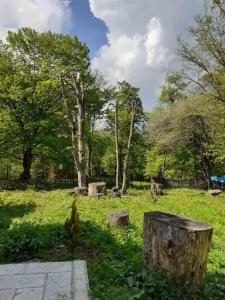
[208,189,222,196]
[151,182,164,195]
[156,184,164,195]
[69,187,88,196]
[108,210,129,228]
[143,212,213,280]
[111,187,121,198]
[88,182,106,197]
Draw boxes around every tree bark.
[73,73,86,187]
[143,212,213,280]
[60,73,87,188]
[115,100,120,189]
[121,101,137,194]
[19,148,33,180]
[108,210,129,228]
[88,182,106,196]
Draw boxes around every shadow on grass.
[0,202,36,230]
[0,219,224,299]
[0,180,74,191]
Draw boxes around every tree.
[159,72,187,105]
[0,28,91,182]
[178,1,225,102]
[107,81,144,193]
[145,95,225,186]
[0,29,64,180]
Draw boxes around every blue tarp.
[210,176,225,183]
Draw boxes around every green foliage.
[159,72,187,105]
[0,187,224,299]
[64,200,80,249]
[145,96,225,183]
[1,222,65,261]
[122,265,225,300]
[0,27,90,179]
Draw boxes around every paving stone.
[0,264,26,276]
[0,274,45,289]
[0,261,89,300]
[25,261,71,274]
[14,288,43,300]
[0,289,15,300]
[73,261,90,300]
[43,272,72,300]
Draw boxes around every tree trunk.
[115,100,120,189]
[74,73,86,188]
[87,142,92,179]
[108,210,129,228]
[19,148,33,180]
[121,102,136,194]
[60,73,87,188]
[143,212,213,280]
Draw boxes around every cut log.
[96,193,105,199]
[208,189,222,196]
[156,184,164,195]
[88,182,106,197]
[151,182,163,195]
[112,191,121,198]
[108,210,129,228]
[69,187,88,196]
[143,212,213,280]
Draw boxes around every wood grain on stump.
[70,187,88,196]
[88,182,106,196]
[108,210,129,228]
[143,212,213,280]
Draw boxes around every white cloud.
[0,0,71,41]
[90,0,203,110]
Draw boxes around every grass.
[0,185,225,299]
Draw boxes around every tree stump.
[151,182,163,195]
[143,212,213,280]
[156,184,164,195]
[108,210,129,228]
[208,189,222,196]
[88,182,106,196]
[111,187,121,198]
[69,187,88,196]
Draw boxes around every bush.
[0,222,65,262]
[64,200,80,249]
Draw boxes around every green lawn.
[0,186,225,299]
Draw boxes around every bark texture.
[115,100,120,189]
[60,73,87,188]
[88,182,106,196]
[19,148,33,180]
[143,212,213,280]
[73,187,88,196]
[121,101,137,194]
[108,210,129,228]
[151,182,164,195]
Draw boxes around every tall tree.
[0,29,63,180]
[108,81,144,193]
[0,28,90,181]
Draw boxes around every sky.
[0,0,203,110]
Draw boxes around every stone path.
[0,261,89,300]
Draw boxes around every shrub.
[64,200,80,249]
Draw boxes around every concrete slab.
[0,261,89,300]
